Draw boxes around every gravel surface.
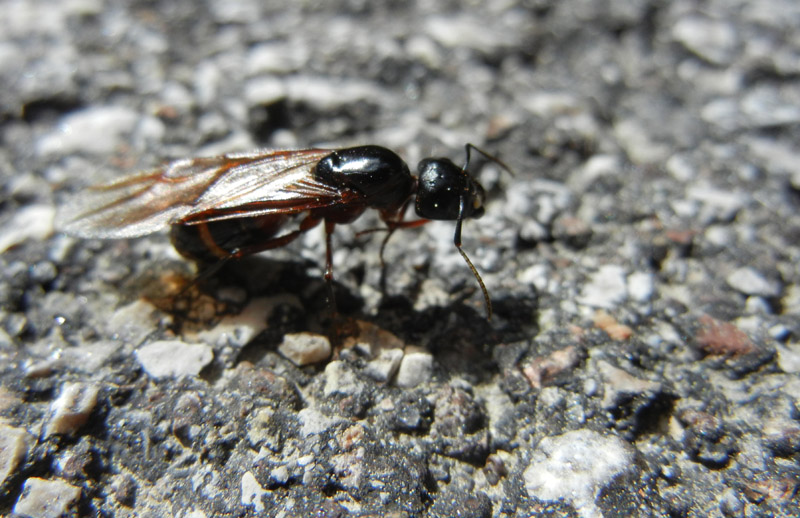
[2,0,799,517]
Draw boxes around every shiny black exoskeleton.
[67,142,505,318]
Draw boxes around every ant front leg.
[323,219,338,317]
[378,204,429,294]
[455,196,493,320]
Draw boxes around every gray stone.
[596,360,661,410]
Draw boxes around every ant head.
[414,158,486,221]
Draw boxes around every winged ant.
[62,144,508,319]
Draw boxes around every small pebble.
[776,343,800,374]
[36,105,140,155]
[324,361,363,397]
[0,204,56,253]
[29,261,57,284]
[665,153,696,182]
[135,340,213,379]
[687,185,747,224]
[577,265,628,309]
[741,85,800,128]
[596,360,661,410]
[111,474,136,507]
[768,324,790,341]
[240,472,266,513]
[13,477,81,518]
[523,429,634,518]
[44,382,100,437]
[107,300,160,345]
[0,425,32,486]
[363,348,404,382]
[195,296,291,348]
[719,488,744,517]
[627,271,655,303]
[593,311,634,341]
[270,465,290,485]
[395,351,434,388]
[278,333,331,366]
[672,15,737,65]
[297,408,345,437]
[726,267,782,297]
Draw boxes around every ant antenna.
[455,195,492,320]
[463,143,514,176]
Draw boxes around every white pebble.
[44,382,100,437]
[278,333,331,366]
[578,265,628,309]
[627,271,655,302]
[297,408,345,437]
[240,472,266,513]
[363,348,404,383]
[107,300,160,345]
[395,351,434,388]
[36,106,140,156]
[195,296,295,348]
[776,343,800,374]
[13,478,81,518]
[726,267,781,297]
[523,429,634,518]
[0,426,32,487]
[0,204,55,253]
[324,361,364,397]
[135,340,213,379]
[672,15,737,65]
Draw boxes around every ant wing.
[60,149,340,239]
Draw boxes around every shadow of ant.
[159,254,541,378]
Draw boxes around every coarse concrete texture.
[1,0,799,516]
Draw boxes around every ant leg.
[323,220,338,317]
[378,198,412,269]
[177,254,234,297]
[228,215,322,258]
[378,216,428,294]
[454,196,493,320]
[228,215,342,320]
[176,216,320,305]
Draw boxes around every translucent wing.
[60,149,342,239]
